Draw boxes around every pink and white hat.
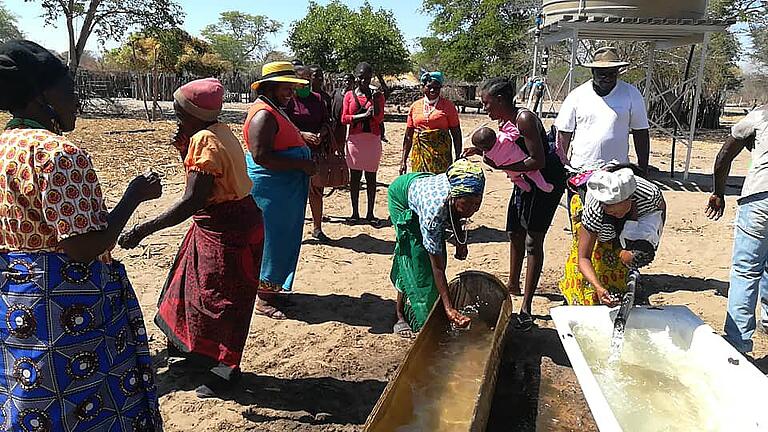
[173,78,224,122]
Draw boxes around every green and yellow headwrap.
[447,159,485,198]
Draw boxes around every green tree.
[0,1,22,42]
[287,1,411,93]
[416,0,535,82]
[201,11,281,71]
[24,0,183,73]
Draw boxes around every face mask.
[296,86,312,98]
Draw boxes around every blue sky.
[6,0,432,54]
[6,0,755,70]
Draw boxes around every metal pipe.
[569,29,579,93]
[670,45,696,178]
[686,33,709,181]
[643,42,656,108]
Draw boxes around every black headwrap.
[0,40,70,111]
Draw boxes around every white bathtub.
[551,305,768,432]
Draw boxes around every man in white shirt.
[555,47,651,173]
[707,106,768,354]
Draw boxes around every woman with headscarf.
[389,159,485,337]
[560,165,665,306]
[0,40,163,430]
[244,62,317,319]
[400,71,462,175]
[342,62,386,225]
[287,65,334,242]
[472,77,567,331]
[119,78,263,397]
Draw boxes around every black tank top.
[512,108,566,187]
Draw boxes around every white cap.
[586,168,637,204]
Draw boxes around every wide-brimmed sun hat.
[582,47,630,69]
[250,61,308,90]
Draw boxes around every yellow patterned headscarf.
[446,159,485,198]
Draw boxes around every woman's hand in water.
[446,307,471,328]
[596,287,619,307]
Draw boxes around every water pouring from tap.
[609,269,640,362]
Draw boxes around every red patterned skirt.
[155,196,264,369]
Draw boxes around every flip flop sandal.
[514,313,534,332]
[393,320,414,339]
[366,217,385,229]
[254,304,287,320]
[312,229,332,243]
[345,216,363,226]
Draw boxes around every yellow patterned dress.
[559,194,629,305]
[411,129,453,174]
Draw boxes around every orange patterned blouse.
[0,127,109,253]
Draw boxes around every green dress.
[388,172,447,331]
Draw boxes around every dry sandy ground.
[39,106,767,431]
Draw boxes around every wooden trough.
[365,271,512,431]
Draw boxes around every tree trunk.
[68,0,102,73]
[131,42,151,121]
[65,12,78,73]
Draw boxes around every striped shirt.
[582,176,663,243]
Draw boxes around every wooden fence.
[76,70,260,104]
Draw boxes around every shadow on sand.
[155,366,385,426]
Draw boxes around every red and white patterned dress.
[0,127,109,255]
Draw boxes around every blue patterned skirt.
[0,252,161,431]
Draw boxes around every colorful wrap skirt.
[156,196,263,370]
[559,194,629,306]
[0,252,162,431]
[411,129,452,174]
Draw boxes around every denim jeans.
[725,192,768,353]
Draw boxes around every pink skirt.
[346,132,382,172]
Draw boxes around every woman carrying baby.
[467,77,566,331]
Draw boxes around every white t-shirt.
[731,106,768,200]
[555,80,650,169]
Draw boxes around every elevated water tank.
[542,0,708,26]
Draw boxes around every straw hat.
[582,47,630,69]
[250,61,308,90]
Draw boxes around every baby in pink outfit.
[471,125,553,193]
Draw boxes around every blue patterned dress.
[0,126,161,431]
